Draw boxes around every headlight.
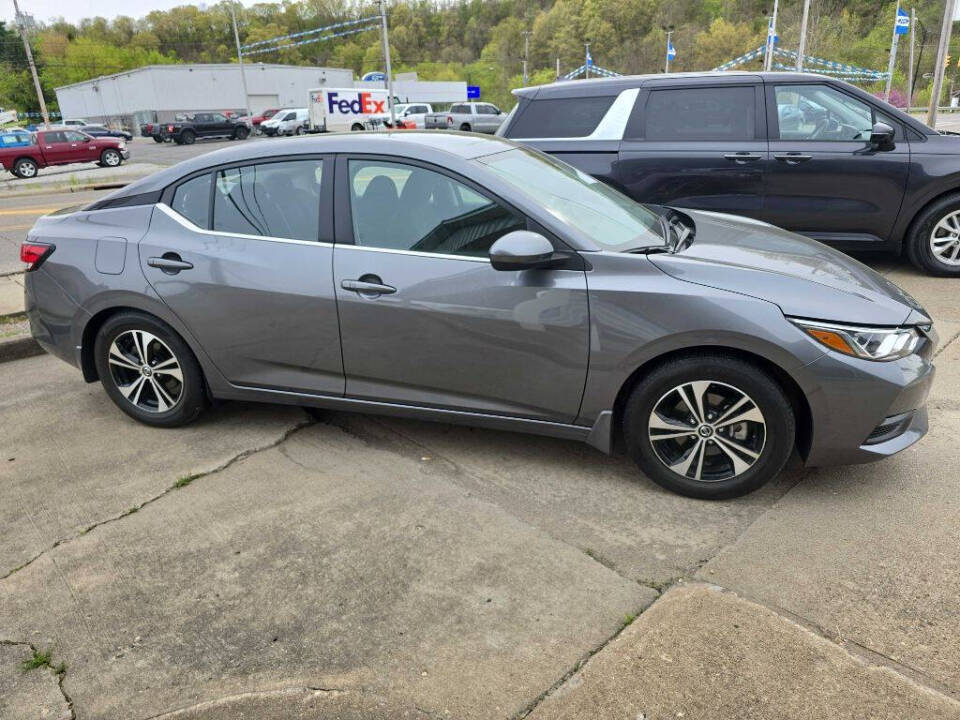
[790,319,921,361]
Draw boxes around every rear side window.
[212,159,323,242]
[641,87,756,141]
[450,104,469,114]
[505,96,616,138]
[171,173,211,228]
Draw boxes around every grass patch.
[0,312,27,326]
[622,612,637,628]
[173,473,201,489]
[19,648,52,672]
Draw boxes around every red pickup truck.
[0,129,129,179]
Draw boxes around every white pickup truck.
[392,103,433,129]
[424,102,506,133]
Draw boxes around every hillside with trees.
[1,0,956,115]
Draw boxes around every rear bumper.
[24,268,82,369]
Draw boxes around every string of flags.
[241,16,380,56]
[715,45,886,83]
[561,64,621,80]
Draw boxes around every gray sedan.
[21,132,935,498]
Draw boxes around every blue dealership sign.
[895,7,910,35]
[361,71,386,82]
[467,85,481,99]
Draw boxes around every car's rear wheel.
[295,125,304,135]
[234,126,249,140]
[12,158,38,178]
[459,123,471,132]
[351,123,364,131]
[94,312,207,428]
[99,148,122,167]
[180,130,196,145]
[152,135,163,143]
[623,353,795,499]
[906,194,960,276]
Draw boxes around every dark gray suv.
[500,71,960,276]
[21,133,935,498]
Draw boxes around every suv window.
[213,159,324,242]
[775,84,874,141]
[476,104,497,115]
[348,159,525,257]
[450,104,469,114]
[209,113,227,123]
[171,173,211,229]
[505,95,617,138]
[639,86,756,141]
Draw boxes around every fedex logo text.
[325,92,386,115]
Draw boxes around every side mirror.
[870,122,895,151]
[489,231,556,271]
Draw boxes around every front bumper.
[798,327,936,467]
[120,149,130,159]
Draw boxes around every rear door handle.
[341,278,397,295]
[148,255,193,273]
[723,152,762,163]
[774,152,813,164]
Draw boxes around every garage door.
[248,94,280,114]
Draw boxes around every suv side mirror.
[489,231,557,270]
[870,122,895,151]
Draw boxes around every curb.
[0,334,43,364]
[0,180,131,199]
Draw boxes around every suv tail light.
[446,115,454,125]
[167,124,174,132]
[20,241,55,271]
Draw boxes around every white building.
[54,63,354,128]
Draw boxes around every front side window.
[65,131,89,142]
[476,148,664,252]
[212,159,323,242]
[210,113,227,123]
[775,84,874,141]
[642,86,756,141]
[171,173,211,229]
[348,160,525,257]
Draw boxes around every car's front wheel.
[234,126,249,140]
[152,135,163,143]
[906,194,960,276]
[94,312,207,427]
[623,353,795,499]
[99,148,122,167]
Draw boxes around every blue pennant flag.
[895,7,910,35]
[667,42,676,61]
[586,48,594,66]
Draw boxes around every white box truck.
[308,87,392,133]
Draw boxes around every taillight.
[447,116,453,125]
[20,241,55,271]
[167,124,174,132]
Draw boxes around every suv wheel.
[99,148,122,167]
[94,312,207,428]
[623,353,794,499]
[12,158,38,178]
[906,194,960,275]
[152,135,163,143]
[459,123,471,132]
[180,130,196,145]
[234,126,249,140]
[351,123,364,132]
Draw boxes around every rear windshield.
[505,95,617,139]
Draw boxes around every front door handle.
[341,277,397,296]
[148,254,194,273]
[723,152,762,163]
[774,152,813,164]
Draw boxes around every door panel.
[764,83,909,244]
[333,247,589,421]
[618,84,767,217]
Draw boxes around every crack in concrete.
[140,685,349,719]
[934,325,960,359]
[0,639,75,719]
[1,417,316,583]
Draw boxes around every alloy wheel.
[929,210,960,266]
[107,330,183,413]
[17,161,37,178]
[648,380,766,483]
[103,150,121,166]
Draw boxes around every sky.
[4,0,267,25]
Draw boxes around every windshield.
[475,147,663,251]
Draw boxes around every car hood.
[647,209,928,327]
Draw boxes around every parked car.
[21,133,933,499]
[261,108,308,136]
[251,108,281,132]
[60,118,88,127]
[1,129,127,178]
[81,124,133,141]
[140,122,156,139]
[424,102,506,133]
[391,103,433,129]
[154,112,250,145]
[500,71,960,276]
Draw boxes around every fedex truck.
[308,88,393,133]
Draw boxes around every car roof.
[94,131,520,201]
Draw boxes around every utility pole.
[664,29,674,73]
[884,0,902,102]
[521,31,532,86]
[12,0,49,129]
[556,56,560,81]
[584,42,590,79]
[230,2,251,118]
[377,0,395,126]
[764,0,780,72]
[927,0,957,128]
[796,0,811,71]
[908,7,916,106]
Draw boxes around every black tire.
[295,125,304,135]
[234,126,249,140]
[622,353,795,500]
[152,135,163,143]
[905,193,960,276]
[351,123,364,131]
[94,311,207,428]
[12,158,38,179]
[180,130,196,145]
[459,123,471,132]
[100,148,122,167]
